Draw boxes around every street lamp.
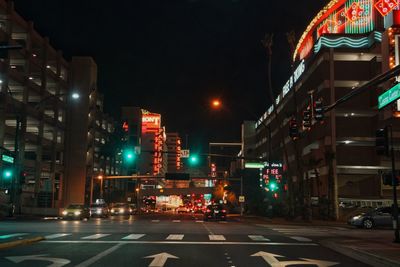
[211,99,221,109]
[97,175,104,199]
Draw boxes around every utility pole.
[262,34,294,218]
[389,125,400,243]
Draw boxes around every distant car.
[348,207,399,229]
[176,206,189,213]
[62,204,90,220]
[110,203,130,216]
[204,204,227,221]
[90,203,109,218]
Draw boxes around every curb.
[0,236,45,250]
[320,239,400,267]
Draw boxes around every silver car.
[348,207,397,229]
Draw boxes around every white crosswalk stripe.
[195,220,204,223]
[81,234,110,240]
[151,220,160,223]
[209,235,226,241]
[272,228,330,236]
[122,234,145,240]
[166,234,184,240]
[219,221,227,224]
[290,236,312,242]
[172,220,181,223]
[248,235,270,241]
[45,233,71,239]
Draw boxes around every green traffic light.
[269,182,277,191]
[3,169,13,179]
[123,149,136,164]
[189,155,199,165]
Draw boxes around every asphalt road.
[0,213,387,267]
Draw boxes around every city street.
[0,213,385,267]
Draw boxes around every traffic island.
[0,236,45,250]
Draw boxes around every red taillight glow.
[222,209,226,213]
[206,209,211,213]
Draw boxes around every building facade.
[255,0,400,218]
[166,132,181,173]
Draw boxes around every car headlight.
[62,211,67,215]
[120,208,125,213]
[111,209,115,213]
[352,215,362,220]
[129,209,133,213]
[96,209,102,214]
[74,211,81,216]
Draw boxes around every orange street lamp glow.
[97,175,103,180]
[212,99,221,108]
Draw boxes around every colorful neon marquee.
[294,0,398,62]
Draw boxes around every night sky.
[13,0,326,151]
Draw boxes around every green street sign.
[245,162,264,169]
[378,83,400,109]
[1,154,14,164]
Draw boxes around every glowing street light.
[71,92,80,100]
[211,99,221,109]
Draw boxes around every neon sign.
[142,113,161,133]
[375,0,398,16]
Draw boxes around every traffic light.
[2,168,13,180]
[376,127,389,156]
[269,181,277,191]
[289,117,299,140]
[314,99,324,122]
[123,148,136,164]
[189,155,199,166]
[303,109,311,129]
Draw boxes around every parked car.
[348,207,398,229]
[90,203,109,218]
[62,204,91,220]
[110,203,130,216]
[204,204,227,221]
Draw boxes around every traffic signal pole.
[389,125,400,243]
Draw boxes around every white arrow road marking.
[251,251,283,265]
[144,252,178,267]
[81,234,110,239]
[122,234,145,240]
[209,235,225,241]
[166,234,184,240]
[45,234,71,239]
[6,254,70,267]
[248,235,270,241]
[251,251,339,267]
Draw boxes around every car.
[90,203,109,218]
[62,204,91,220]
[110,203,130,216]
[175,205,189,213]
[348,207,399,229]
[204,204,227,221]
[128,204,137,215]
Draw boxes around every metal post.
[240,175,243,216]
[89,177,93,205]
[11,115,21,213]
[389,125,400,243]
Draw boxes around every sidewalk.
[321,238,400,267]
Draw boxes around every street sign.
[1,154,14,164]
[180,149,190,158]
[239,196,245,202]
[245,162,264,169]
[378,83,400,109]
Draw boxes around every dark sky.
[13,0,326,150]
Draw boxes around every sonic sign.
[142,113,161,133]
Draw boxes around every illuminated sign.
[245,162,264,169]
[2,154,14,164]
[142,113,161,133]
[378,83,400,109]
[375,0,398,16]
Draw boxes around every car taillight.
[222,209,226,213]
[206,209,211,213]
